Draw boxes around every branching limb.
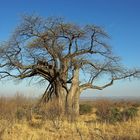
[80,70,140,92]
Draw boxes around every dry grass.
[0,95,140,140]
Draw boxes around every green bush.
[79,104,92,115]
[96,106,138,123]
[121,107,138,121]
[108,107,122,123]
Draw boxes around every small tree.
[0,15,139,118]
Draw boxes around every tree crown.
[0,15,139,93]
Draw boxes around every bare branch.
[80,70,140,92]
[0,15,139,104]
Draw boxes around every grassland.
[0,94,140,140]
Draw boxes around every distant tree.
[0,15,139,118]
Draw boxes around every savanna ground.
[0,94,140,140]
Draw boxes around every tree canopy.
[0,15,140,116]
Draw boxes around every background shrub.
[108,107,122,123]
[94,99,113,122]
[79,104,92,115]
[121,107,138,121]
[96,101,139,123]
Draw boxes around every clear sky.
[0,0,140,97]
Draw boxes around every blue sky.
[0,0,140,97]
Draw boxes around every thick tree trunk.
[65,89,80,121]
[43,80,80,120]
[72,90,80,117]
[41,80,66,114]
[43,66,81,120]
[54,81,66,114]
[65,67,80,120]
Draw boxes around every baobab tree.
[0,15,139,117]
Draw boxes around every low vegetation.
[79,104,93,115]
[0,94,140,140]
[94,99,139,123]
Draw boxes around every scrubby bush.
[36,100,63,129]
[108,107,122,123]
[96,106,121,123]
[79,104,92,115]
[121,107,138,121]
[96,105,138,123]
[0,95,35,122]
[0,97,17,122]
[95,99,114,122]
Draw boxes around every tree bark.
[65,67,80,121]
[65,89,80,121]
[54,80,66,114]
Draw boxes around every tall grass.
[0,94,140,140]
